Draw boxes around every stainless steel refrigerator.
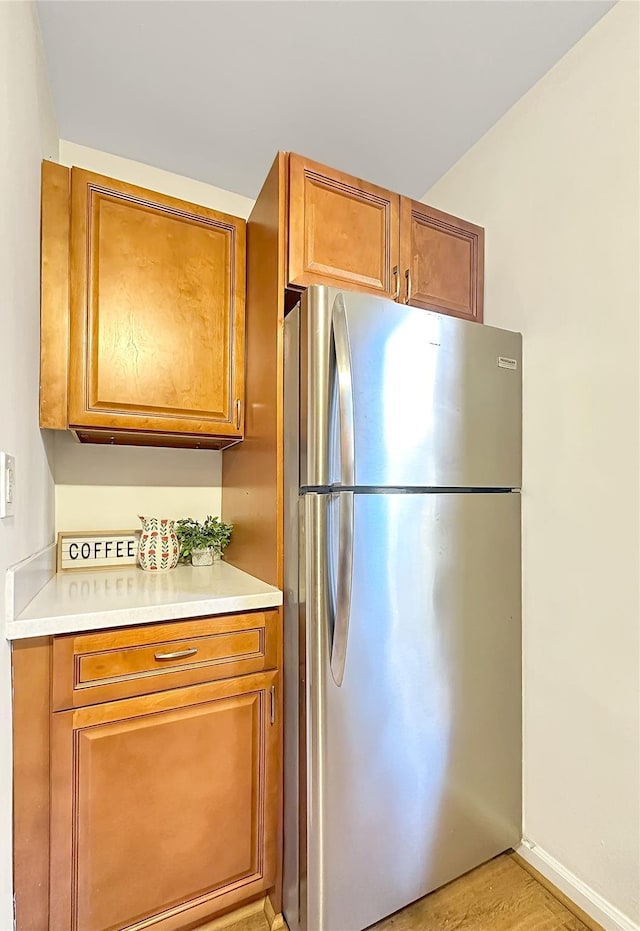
[283,285,522,931]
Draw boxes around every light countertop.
[6,561,282,640]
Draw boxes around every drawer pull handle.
[154,647,198,662]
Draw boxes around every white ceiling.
[37,1,614,200]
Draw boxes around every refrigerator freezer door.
[305,490,522,931]
[299,286,522,490]
[341,291,522,488]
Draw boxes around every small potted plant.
[175,515,233,567]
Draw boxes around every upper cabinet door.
[399,198,484,323]
[67,169,246,440]
[288,154,400,298]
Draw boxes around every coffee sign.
[57,531,141,571]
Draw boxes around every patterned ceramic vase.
[137,516,180,571]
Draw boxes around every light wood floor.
[200,853,596,931]
[369,854,593,931]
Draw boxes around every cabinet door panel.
[68,169,245,437]
[51,672,278,931]
[400,198,484,322]
[288,154,399,297]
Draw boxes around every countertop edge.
[6,590,283,641]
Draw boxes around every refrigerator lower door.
[303,490,522,931]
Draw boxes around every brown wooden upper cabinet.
[399,198,484,322]
[288,153,400,299]
[40,163,246,448]
[286,153,484,322]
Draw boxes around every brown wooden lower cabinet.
[50,671,279,931]
[12,612,283,931]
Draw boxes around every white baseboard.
[517,839,639,931]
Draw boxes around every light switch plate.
[0,452,15,518]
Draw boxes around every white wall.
[424,3,639,925]
[52,432,224,535]
[52,143,255,535]
[0,3,59,924]
[58,140,254,219]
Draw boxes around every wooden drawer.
[52,610,278,710]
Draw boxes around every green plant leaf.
[175,515,233,561]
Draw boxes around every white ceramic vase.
[191,547,222,567]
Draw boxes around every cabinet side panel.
[221,154,286,916]
[232,215,247,437]
[222,154,286,589]
[40,161,70,429]
[12,637,52,931]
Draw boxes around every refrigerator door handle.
[329,293,355,687]
[332,293,356,487]
[330,491,354,687]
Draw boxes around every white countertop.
[6,561,282,640]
